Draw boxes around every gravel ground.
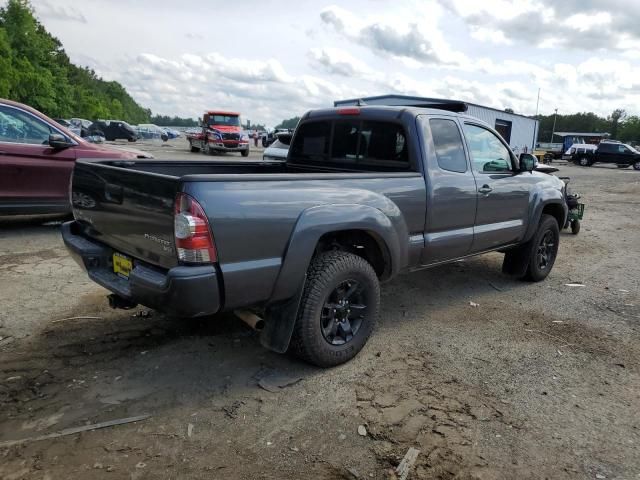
[107,136,266,161]
[0,161,638,479]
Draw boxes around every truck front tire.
[503,214,560,282]
[633,161,640,171]
[289,251,380,367]
[241,148,250,157]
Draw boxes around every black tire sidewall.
[526,215,560,281]
[291,252,380,367]
[634,161,640,171]
[571,220,581,235]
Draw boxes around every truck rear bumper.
[62,221,221,317]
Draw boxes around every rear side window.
[290,121,330,161]
[429,119,467,173]
[598,143,614,153]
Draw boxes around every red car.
[0,98,153,215]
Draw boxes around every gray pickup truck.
[62,106,567,367]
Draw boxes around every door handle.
[478,185,493,194]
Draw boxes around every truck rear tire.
[289,251,380,367]
[190,143,200,153]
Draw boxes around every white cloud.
[21,0,640,124]
[308,47,373,76]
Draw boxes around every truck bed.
[70,158,424,274]
[92,159,419,178]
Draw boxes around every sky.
[23,0,640,127]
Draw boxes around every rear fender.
[260,203,407,353]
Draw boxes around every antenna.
[356,99,367,106]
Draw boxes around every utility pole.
[550,108,558,143]
[532,88,541,150]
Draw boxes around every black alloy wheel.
[536,230,556,271]
[320,279,367,346]
[289,251,380,367]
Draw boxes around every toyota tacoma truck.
[62,105,567,367]
[186,110,250,157]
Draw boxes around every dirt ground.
[1,161,639,480]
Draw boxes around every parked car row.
[50,117,182,143]
[0,98,153,215]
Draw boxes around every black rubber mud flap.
[502,247,529,278]
[260,283,305,354]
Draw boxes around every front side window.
[430,119,467,173]
[463,123,513,173]
[0,106,53,145]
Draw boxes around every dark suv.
[573,141,640,170]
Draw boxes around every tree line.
[533,109,638,144]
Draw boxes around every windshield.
[208,115,240,127]
[626,144,639,154]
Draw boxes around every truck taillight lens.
[174,193,217,264]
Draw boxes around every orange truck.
[186,110,250,157]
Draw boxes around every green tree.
[608,109,627,140]
[618,116,640,143]
[275,116,300,129]
[0,0,150,123]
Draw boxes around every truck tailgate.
[71,160,179,269]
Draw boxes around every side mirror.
[49,133,73,149]
[519,153,536,172]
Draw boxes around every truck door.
[462,122,529,252]
[616,144,635,164]
[420,116,477,264]
[595,143,616,164]
[0,105,77,213]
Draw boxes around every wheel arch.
[260,204,406,354]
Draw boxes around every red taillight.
[174,193,217,264]
[338,108,360,115]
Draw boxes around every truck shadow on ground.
[0,253,528,442]
[0,214,70,231]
